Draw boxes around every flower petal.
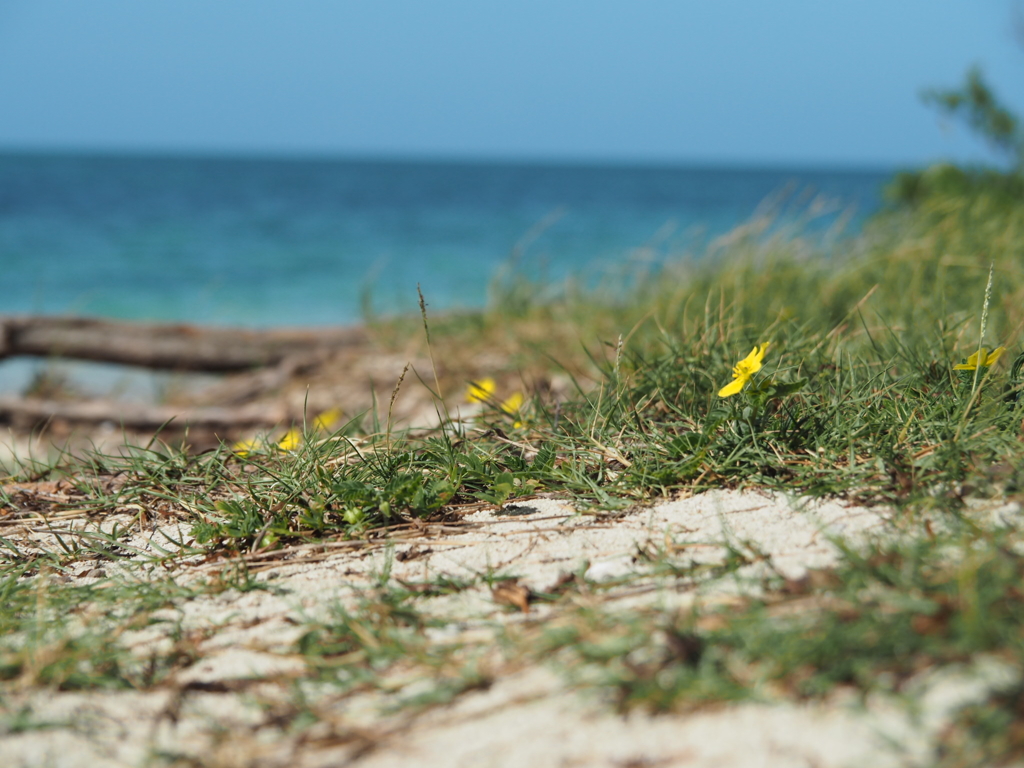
[718,377,747,398]
[466,378,496,403]
[313,407,344,431]
[986,346,1006,365]
[754,341,771,364]
[232,438,261,457]
[500,392,525,414]
[278,428,302,451]
[738,346,759,368]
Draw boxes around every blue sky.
[0,1,1020,167]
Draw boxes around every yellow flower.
[718,342,771,398]
[500,391,526,428]
[499,391,524,414]
[313,407,344,431]
[466,377,496,404]
[954,346,1005,371]
[277,428,301,451]
[232,437,262,457]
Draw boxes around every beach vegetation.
[8,111,1024,762]
[887,66,1024,208]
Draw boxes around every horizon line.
[0,144,918,174]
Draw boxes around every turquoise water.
[0,153,893,327]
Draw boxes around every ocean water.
[0,153,893,328]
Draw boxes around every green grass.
[0,565,206,691]
[6,192,1024,763]
[531,520,1024,711]
[10,194,1024,547]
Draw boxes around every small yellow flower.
[499,391,524,414]
[466,377,496,404]
[278,428,302,451]
[313,407,344,431]
[232,437,262,457]
[500,391,525,428]
[953,346,1006,371]
[718,342,771,398]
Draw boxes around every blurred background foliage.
[887,66,1024,208]
[456,65,1024,368]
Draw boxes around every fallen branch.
[0,316,368,372]
[191,355,319,405]
[0,396,285,431]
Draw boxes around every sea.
[0,153,893,398]
[1,153,894,326]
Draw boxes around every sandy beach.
[2,482,1018,767]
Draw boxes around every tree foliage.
[887,67,1024,207]
[922,66,1022,165]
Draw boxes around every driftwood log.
[0,397,286,432]
[0,316,368,372]
[0,316,370,433]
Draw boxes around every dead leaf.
[491,578,532,612]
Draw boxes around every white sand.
[2,489,1018,767]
